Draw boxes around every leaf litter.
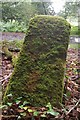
[0,47,80,120]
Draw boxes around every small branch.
[72,76,80,81]
[66,99,80,115]
[1,115,17,118]
[0,73,12,83]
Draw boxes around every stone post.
[3,15,71,107]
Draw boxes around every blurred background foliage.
[0,0,80,35]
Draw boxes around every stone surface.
[3,15,71,107]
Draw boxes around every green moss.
[3,15,71,107]
[2,46,12,59]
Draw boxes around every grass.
[70,26,80,36]
[68,43,80,49]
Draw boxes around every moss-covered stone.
[2,45,12,60]
[3,15,71,107]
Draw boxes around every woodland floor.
[0,45,80,119]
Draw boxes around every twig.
[66,99,80,115]
[72,76,80,81]
[0,73,12,83]
[1,115,17,118]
